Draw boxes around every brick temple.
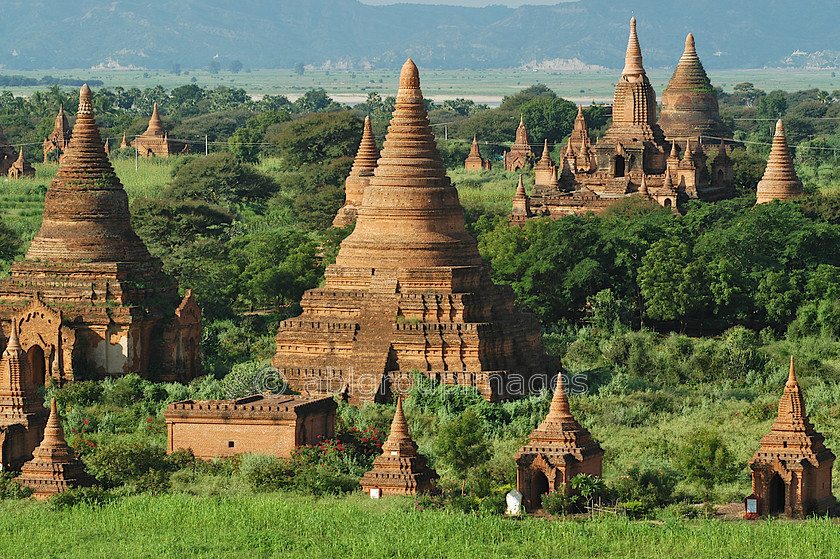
[134,103,189,158]
[333,115,379,228]
[43,105,71,163]
[8,148,34,179]
[512,19,735,220]
[0,85,201,384]
[360,397,437,496]
[515,374,604,511]
[755,120,803,205]
[749,358,835,517]
[274,59,557,403]
[164,395,337,459]
[503,115,535,171]
[0,324,48,470]
[464,136,491,171]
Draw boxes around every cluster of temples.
[499,20,740,219]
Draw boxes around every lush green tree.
[674,429,740,504]
[435,408,490,492]
[166,152,278,208]
[228,110,290,162]
[519,96,577,146]
[272,111,363,167]
[756,90,788,120]
[638,237,710,326]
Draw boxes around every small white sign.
[370,487,382,499]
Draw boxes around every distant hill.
[1,0,839,71]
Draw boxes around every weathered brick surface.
[749,358,835,517]
[277,60,558,403]
[0,85,201,383]
[164,395,337,459]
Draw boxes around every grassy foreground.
[0,492,835,558]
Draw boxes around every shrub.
[0,472,33,499]
[541,490,579,516]
[610,463,679,508]
[136,469,171,495]
[240,453,295,492]
[83,441,169,487]
[49,486,115,510]
[622,499,651,519]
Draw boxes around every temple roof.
[381,397,418,456]
[25,84,154,263]
[349,115,379,177]
[665,34,714,95]
[755,120,803,204]
[751,357,834,468]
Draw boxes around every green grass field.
[2,67,838,105]
[0,492,835,559]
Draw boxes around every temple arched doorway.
[614,155,625,177]
[27,345,45,387]
[532,471,549,509]
[769,474,785,515]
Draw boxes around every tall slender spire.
[755,120,803,204]
[622,17,645,76]
[350,116,378,178]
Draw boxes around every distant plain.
[2,67,839,105]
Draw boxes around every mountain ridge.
[1,0,837,70]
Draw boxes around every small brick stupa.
[0,85,201,383]
[515,374,604,511]
[0,123,16,175]
[16,398,93,499]
[658,33,730,141]
[0,323,49,470]
[43,105,71,163]
[755,120,803,205]
[8,148,35,179]
[464,136,491,171]
[134,103,188,157]
[509,175,532,225]
[359,397,437,496]
[749,358,835,517]
[273,60,557,403]
[503,115,535,171]
[333,115,379,228]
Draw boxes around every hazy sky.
[359,0,565,6]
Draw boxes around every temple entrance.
[532,471,549,509]
[663,198,672,208]
[769,474,785,515]
[717,169,724,185]
[27,345,45,387]
[614,155,625,177]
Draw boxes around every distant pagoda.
[503,115,535,171]
[658,33,730,141]
[755,120,803,204]
[8,148,35,179]
[43,105,72,163]
[333,115,379,228]
[359,397,437,495]
[0,85,201,383]
[464,136,491,171]
[273,60,557,403]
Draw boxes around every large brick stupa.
[273,60,557,403]
[0,85,201,384]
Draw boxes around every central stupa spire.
[335,59,482,269]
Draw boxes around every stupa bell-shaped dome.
[335,59,482,269]
[26,85,153,263]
